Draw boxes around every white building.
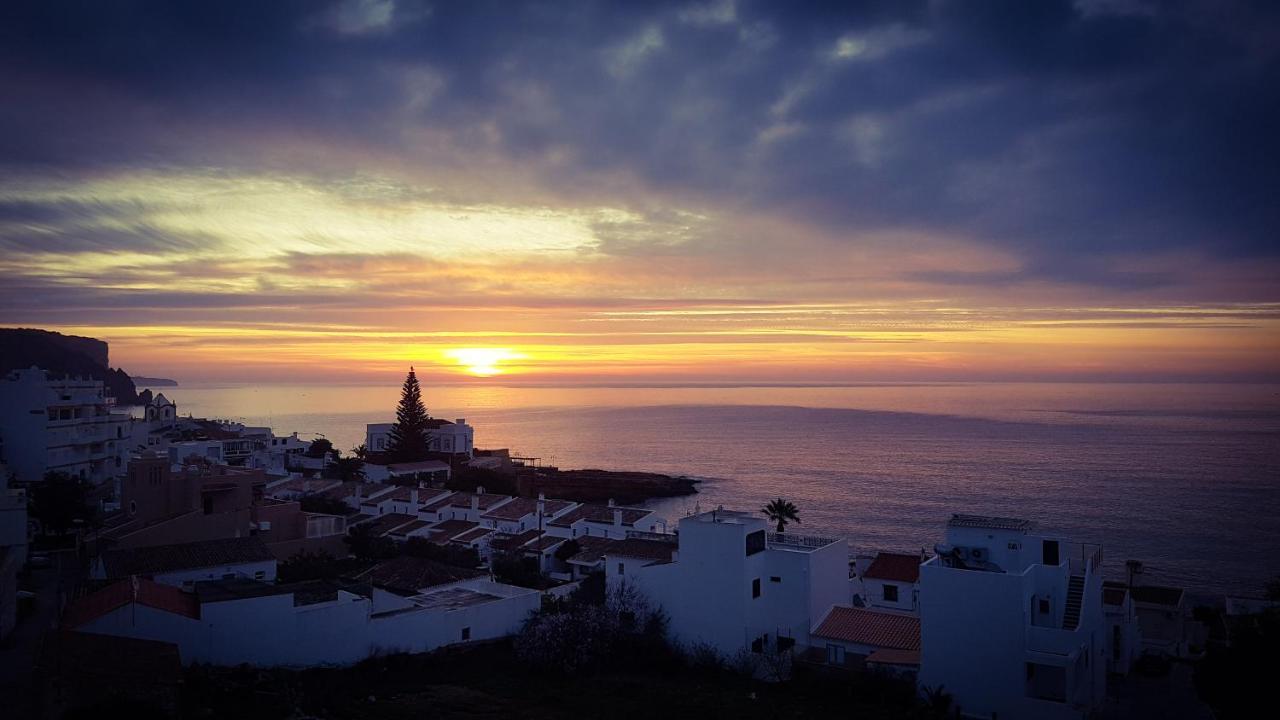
[855,551,922,614]
[64,572,540,667]
[0,367,132,485]
[366,418,474,458]
[607,508,847,658]
[918,514,1107,720]
[1102,582,1141,675]
[545,501,663,540]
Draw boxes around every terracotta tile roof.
[490,529,542,552]
[547,504,651,528]
[63,577,200,627]
[362,513,419,537]
[422,491,469,512]
[605,538,677,562]
[526,535,567,552]
[388,519,432,537]
[865,648,921,666]
[356,556,484,595]
[863,552,922,584]
[479,497,539,521]
[428,519,479,543]
[566,536,615,565]
[451,526,494,545]
[100,537,275,579]
[812,607,921,651]
[450,492,512,510]
[1132,585,1185,607]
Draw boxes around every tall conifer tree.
[386,367,432,462]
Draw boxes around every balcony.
[767,532,839,552]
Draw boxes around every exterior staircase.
[1062,575,1085,629]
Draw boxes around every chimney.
[607,498,615,507]
[456,418,465,425]
[613,509,623,527]
[471,492,480,512]
[355,483,363,502]
[410,488,419,505]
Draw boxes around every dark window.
[751,637,763,653]
[826,643,845,665]
[752,578,761,598]
[1039,598,1051,614]
[770,576,781,583]
[745,529,766,556]
[883,584,899,602]
[617,562,625,576]
[462,627,471,641]
[777,636,795,652]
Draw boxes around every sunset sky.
[2,0,1278,384]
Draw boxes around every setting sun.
[444,348,523,377]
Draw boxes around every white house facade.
[608,508,847,658]
[0,367,132,485]
[918,514,1108,720]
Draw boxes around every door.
[1042,539,1060,566]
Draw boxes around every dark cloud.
[1,0,1277,264]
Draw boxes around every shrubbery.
[514,581,669,675]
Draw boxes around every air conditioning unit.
[969,547,989,563]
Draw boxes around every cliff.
[518,468,698,505]
[0,328,141,404]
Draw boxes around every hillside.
[0,328,141,404]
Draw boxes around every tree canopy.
[385,367,432,463]
[761,498,800,533]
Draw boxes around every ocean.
[155,382,1280,596]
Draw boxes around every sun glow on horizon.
[445,347,524,377]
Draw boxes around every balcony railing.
[1068,543,1104,576]
[768,532,838,550]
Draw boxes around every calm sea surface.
[157,382,1280,596]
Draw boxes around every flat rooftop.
[946,514,1035,532]
[408,586,503,611]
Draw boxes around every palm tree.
[761,498,800,533]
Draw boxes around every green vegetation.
[761,497,800,533]
[385,367,432,463]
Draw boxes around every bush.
[514,581,670,676]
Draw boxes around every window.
[752,578,761,598]
[129,501,137,516]
[462,627,471,641]
[770,576,782,583]
[1039,598,1051,614]
[254,571,266,580]
[883,584,899,602]
[745,529,766,556]
[617,562,625,576]
[826,644,846,665]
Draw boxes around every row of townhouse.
[266,478,664,577]
[72,535,539,667]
